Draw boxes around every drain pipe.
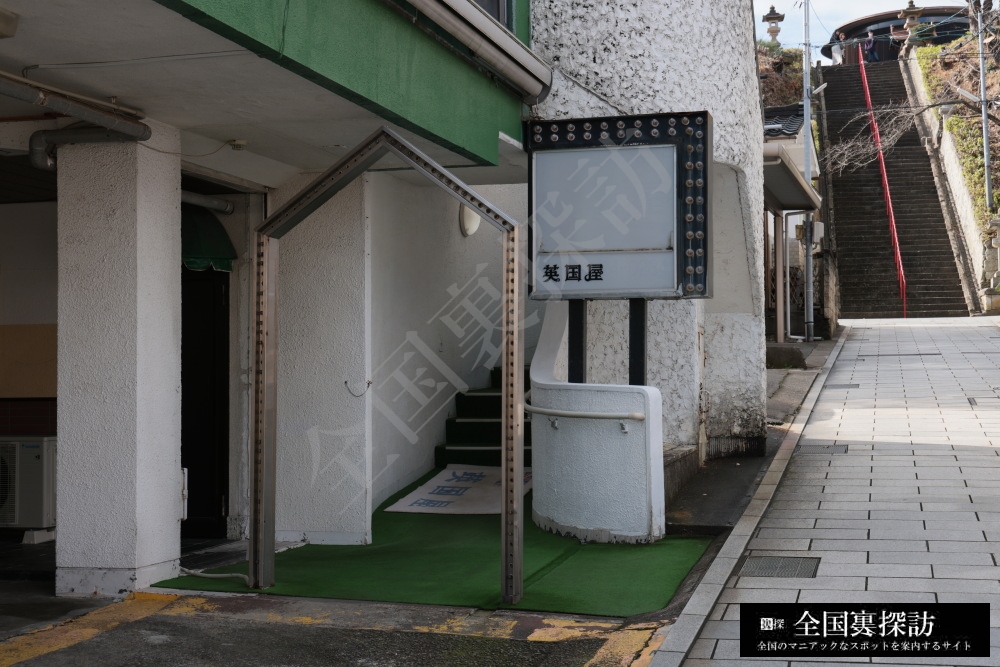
[29,127,144,171]
[181,191,234,215]
[0,75,150,140]
[29,129,234,214]
[2,72,232,215]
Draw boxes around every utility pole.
[802,0,814,341]
[979,6,994,211]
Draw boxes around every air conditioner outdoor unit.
[0,438,56,529]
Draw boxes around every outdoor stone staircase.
[434,366,531,468]
[821,61,969,318]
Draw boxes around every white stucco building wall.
[368,175,538,510]
[271,177,371,544]
[271,170,542,543]
[55,119,184,595]
[532,0,766,450]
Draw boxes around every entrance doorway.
[181,267,229,538]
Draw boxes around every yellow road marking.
[157,596,216,616]
[0,593,179,667]
[412,615,520,638]
[629,625,667,667]
[526,618,620,642]
[584,627,657,667]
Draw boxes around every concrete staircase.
[434,366,531,468]
[821,62,968,318]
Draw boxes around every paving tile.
[927,541,1000,553]
[813,519,923,530]
[815,563,931,578]
[869,511,978,521]
[867,577,1000,593]
[917,503,983,512]
[755,529,869,540]
[870,529,985,542]
[824,470,916,479]
[698,620,740,640]
[923,520,986,531]
[648,649,686,667]
[746,538,812,551]
[735,576,866,591]
[931,564,1000,579]
[757,517,817,529]
[711,639,757,662]
[658,613,707,654]
[795,590,935,603]
[701,557,740,586]
[717,588,800,604]
[770,501,822,511]
[810,539,927,552]
[870,494,973,505]
[766,509,871,521]
[867,551,997,565]
[687,638,716,660]
[741,498,771,518]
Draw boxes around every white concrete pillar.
[55,120,183,596]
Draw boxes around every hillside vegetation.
[758,42,804,108]
[918,36,1000,223]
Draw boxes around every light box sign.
[528,111,711,299]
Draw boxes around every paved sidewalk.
[649,318,1000,666]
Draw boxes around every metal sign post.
[250,232,278,588]
[500,224,524,603]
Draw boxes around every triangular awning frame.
[248,127,527,603]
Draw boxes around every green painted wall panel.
[512,0,530,45]
[157,0,524,164]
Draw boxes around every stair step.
[454,390,502,419]
[434,442,532,468]
[446,417,533,445]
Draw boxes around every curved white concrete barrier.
[529,301,665,543]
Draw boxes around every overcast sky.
[751,1,966,59]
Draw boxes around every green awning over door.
[182,204,237,272]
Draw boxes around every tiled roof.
[764,103,804,138]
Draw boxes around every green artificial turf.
[156,471,712,617]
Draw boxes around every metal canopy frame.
[249,126,526,603]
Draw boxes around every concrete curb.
[646,325,851,667]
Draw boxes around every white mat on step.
[385,464,532,514]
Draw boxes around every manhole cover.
[739,556,820,578]
[968,397,1000,406]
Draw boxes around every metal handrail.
[524,403,646,421]
[858,46,908,317]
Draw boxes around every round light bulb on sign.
[459,205,480,237]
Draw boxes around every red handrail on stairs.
[858,46,907,317]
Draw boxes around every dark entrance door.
[181,267,229,538]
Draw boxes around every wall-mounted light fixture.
[459,204,480,237]
[0,7,18,38]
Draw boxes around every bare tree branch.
[822,104,918,176]
[821,98,1000,177]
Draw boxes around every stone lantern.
[899,1,929,46]
[763,6,785,45]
